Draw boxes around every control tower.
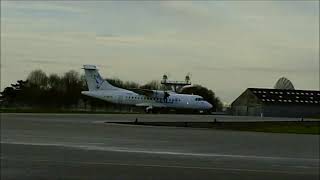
[161,74,192,92]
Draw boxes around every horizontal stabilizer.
[83,65,98,70]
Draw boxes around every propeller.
[163,91,170,102]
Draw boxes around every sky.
[1,1,319,103]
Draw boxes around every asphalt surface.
[1,113,319,180]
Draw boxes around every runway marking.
[1,141,319,162]
[0,157,318,175]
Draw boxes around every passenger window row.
[125,96,180,102]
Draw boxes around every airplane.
[81,65,213,113]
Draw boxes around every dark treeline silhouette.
[0,69,223,112]
[1,70,86,108]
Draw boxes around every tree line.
[0,69,223,111]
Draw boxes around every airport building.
[231,88,320,118]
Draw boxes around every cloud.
[196,66,316,74]
[13,59,110,70]
[95,34,146,45]
[23,59,62,65]
[2,1,84,14]
[160,1,212,17]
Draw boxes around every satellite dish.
[274,77,295,90]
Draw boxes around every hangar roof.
[248,88,320,106]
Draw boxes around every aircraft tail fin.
[83,65,119,91]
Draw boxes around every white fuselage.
[81,64,213,111]
[82,89,212,110]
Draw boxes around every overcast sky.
[1,1,319,103]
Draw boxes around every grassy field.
[311,115,320,119]
[113,121,320,135]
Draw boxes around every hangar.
[231,88,320,118]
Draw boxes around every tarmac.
[1,113,319,180]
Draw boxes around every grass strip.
[110,121,320,135]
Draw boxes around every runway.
[1,113,319,179]
[1,113,317,123]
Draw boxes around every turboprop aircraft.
[81,65,213,113]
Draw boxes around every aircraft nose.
[206,102,213,109]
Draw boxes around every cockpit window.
[195,98,204,101]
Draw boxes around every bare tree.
[62,70,82,107]
[27,70,48,88]
[140,80,161,90]
[48,74,62,90]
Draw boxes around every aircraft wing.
[135,103,167,108]
[129,88,154,97]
